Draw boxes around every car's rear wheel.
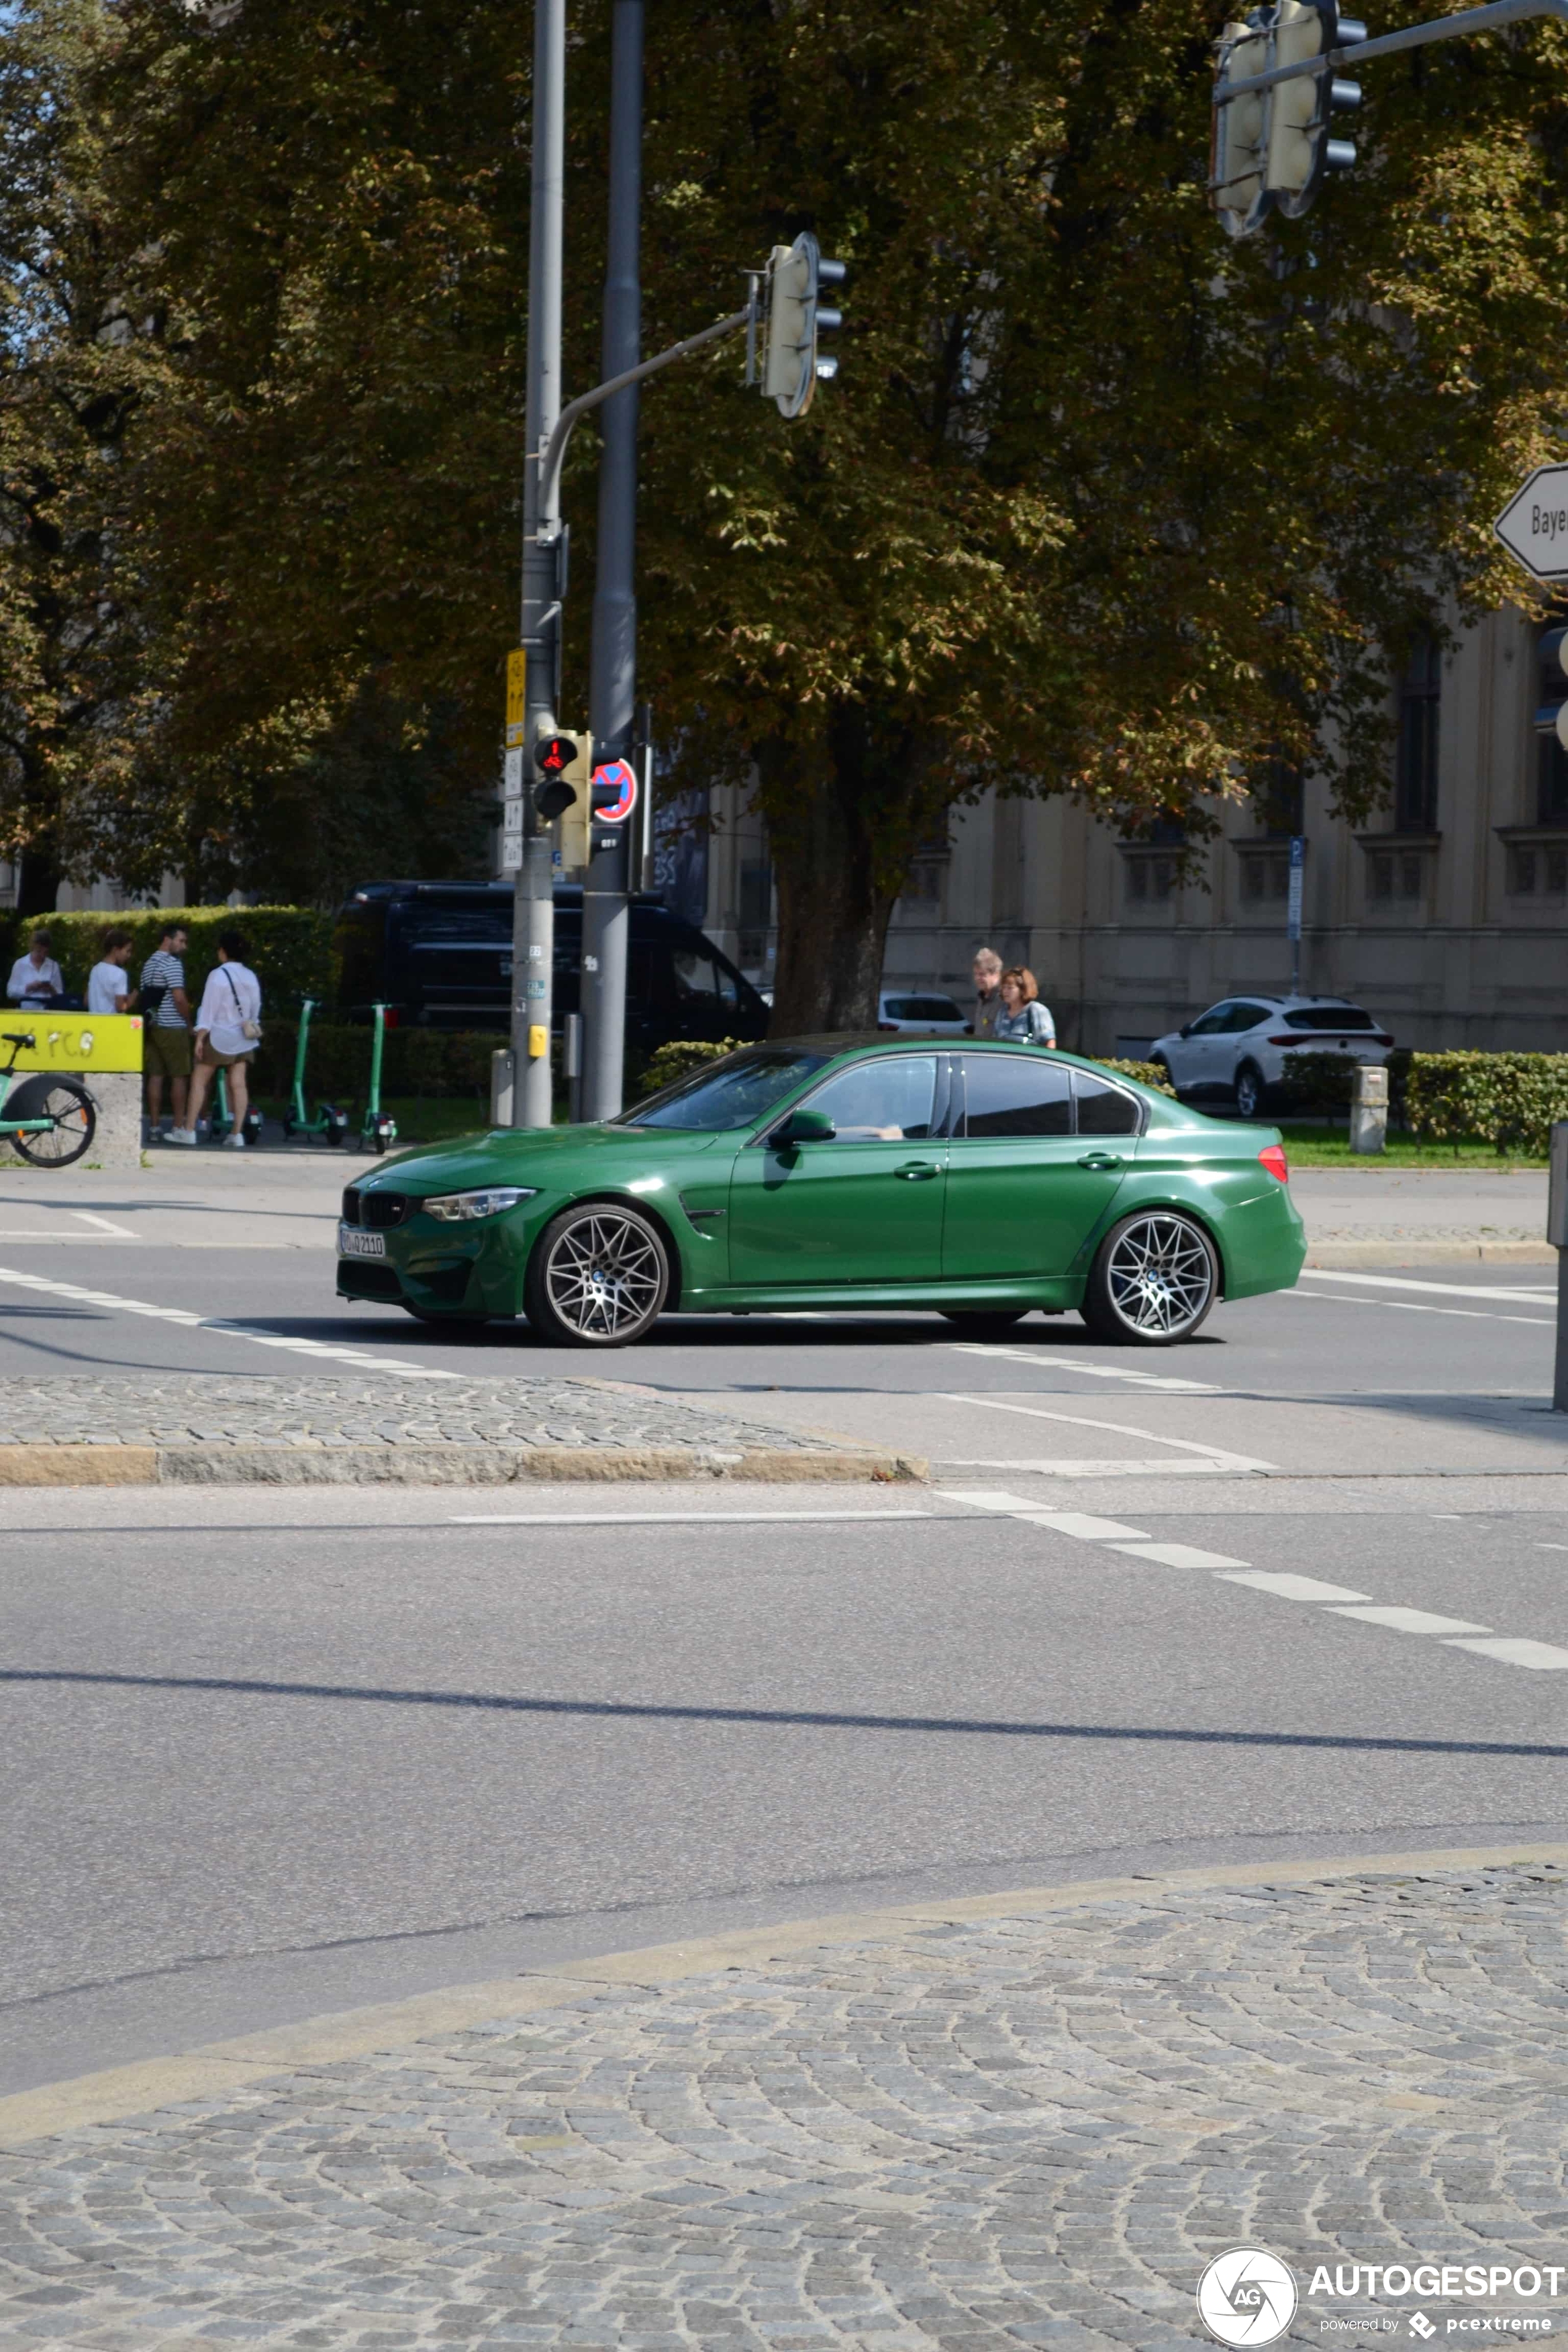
[1080,1209,1218,1346]
[1233,1062,1266,1119]
[526,1203,670,1347]
[938,1309,1030,1336]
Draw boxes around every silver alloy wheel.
[543,1208,665,1341]
[1103,1212,1215,1338]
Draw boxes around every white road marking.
[1287,1290,1551,1329]
[933,1456,1250,1477]
[1217,1570,1374,1603]
[1012,1511,1153,1540]
[935,1489,1046,1512]
[0,1266,460,1379]
[451,1509,934,1526]
[73,1210,136,1238]
[1299,1268,1555,1303]
[940,1394,1274,1472]
[1442,1635,1568,1669]
[1329,1604,1493,1637]
[1109,1541,1251,1569]
[946,1343,1219,1393]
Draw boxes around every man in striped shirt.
[140,922,192,1136]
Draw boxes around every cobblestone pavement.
[4,1862,1567,2348]
[0,1375,836,1456]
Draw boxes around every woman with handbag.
[171,930,263,1148]
[993,966,1057,1047]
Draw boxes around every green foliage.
[1406,1052,1568,1156]
[4,905,336,1008]
[1272,1053,1358,1114]
[1090,1057,1175,1099]
[638,1038,746,1098]
[254,1022,497,1104]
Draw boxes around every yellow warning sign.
[505,648,527,748]
[0,1013,143,1073]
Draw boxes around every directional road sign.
[1494,465,1568,582]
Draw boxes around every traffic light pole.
[1216,0,1568,104]
[581,0,644,1125]
[511,0,565,1130]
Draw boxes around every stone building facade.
[703,599,1568,1056]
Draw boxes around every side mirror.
[1179,1024,1193,1040]
[772,1106,836,1147]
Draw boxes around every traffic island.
[0,1373,925,1485]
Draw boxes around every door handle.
[1077,1152,1124,1170]
[897,1161,940,1180]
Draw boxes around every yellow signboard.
[0,1013,143,1074]
[504,648,527,748]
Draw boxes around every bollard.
[490,1047,515,1128]
[564,1011,583,1125]
[1349,1062,1388,1155]
[1551,1122,1568,1414]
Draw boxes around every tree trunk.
[765,710,919,1034]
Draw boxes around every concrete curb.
[4,1839,1564,2150]
[0,1443,926,1487]
[1306,1239,1553,1266]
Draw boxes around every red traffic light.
[536,734,578,776]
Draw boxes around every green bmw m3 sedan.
[335,1037,1307,1348]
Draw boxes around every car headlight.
[422,1187,539,1222]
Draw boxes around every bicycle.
[0,1030,97,1166]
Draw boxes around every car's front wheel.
[1080,1209,1219,1346]
[1233,1062,1266,1119]
[525,1203,670,1346]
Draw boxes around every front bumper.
[337,1206,543,1317]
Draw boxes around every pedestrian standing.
[972,948,1003,1039]
[993,967,1056,1046]
[139,922,193,1138]
[6,928,63,1007]
[86,927,139,1016]
[175,929,262,1148]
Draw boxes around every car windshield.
[1287,1006,1377,1032]
[620,1048,831,1132]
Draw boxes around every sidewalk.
[1293,1167,1550,1264]
[4,1851,1565,2350]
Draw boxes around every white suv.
[1149,995,1394,1119]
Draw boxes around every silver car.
[877,989,972,1036]
[1149,995,1394,1118]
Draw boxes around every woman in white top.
[173,929,262,1148]
[993,966,1056,1046]
[86,927,139,1015]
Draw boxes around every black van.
[333,882,769,1054]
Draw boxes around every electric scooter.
[359,1002,398,1154]
[280,998,349,1146]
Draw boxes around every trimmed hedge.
[252,1022,496,1104]
[1093,1056,1176,1098]
[1406,1051,1568,1156]
[4,906,336,1012]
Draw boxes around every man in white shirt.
[6,930,64,1007]
[86,928,138,1015]
[173,929,262,1148]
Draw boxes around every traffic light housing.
[762,232,846,419]
[1212,0,1364,236]
[532,732,583,822]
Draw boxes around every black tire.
[1233,1062,1266,1120]
[1080,1208,1219,1346]
[525,1201,670,1346]
[938,1309,1031,1336]
[6,1076,96,1168]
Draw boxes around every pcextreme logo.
[1197,2249,1301,2346]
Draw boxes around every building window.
[1395,636,1440,832]
[1534,625,1568,824]
[1238,849,1290,901]
[1367,850,1427,903]
[1508,843,1568,897]
[737,859,773,965]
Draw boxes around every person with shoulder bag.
[172,928,263,1148]
[993,966,1057,1047]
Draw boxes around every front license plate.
[338,1225,386,1259]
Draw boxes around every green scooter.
[209,1066,264,1148]
[360,1002,398,1154]
[281,998,349,1146]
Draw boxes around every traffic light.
[1212,0,1364,237]
[532,732,583,821]
[762,232,846,419]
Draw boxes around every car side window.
[1228,1001,1271,1032]
[1188,1003,1235,1035]
[671,946,720,1003]
[959,1054,1072,1138]
[1073,1072,1141,1136]
[801,1056,938,1143]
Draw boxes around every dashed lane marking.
[1329,1604,1494,1638]
[0,1266,460,1378]
[1109,1541,1252,1570]
[933,1456,1252,1477]
[940,1394,1274,1474]
[1441,1635,1568,1669]
[1287,1290,1552,1329]
[451,1509,935,1527]
[1217,1570,1374,1604]
[945,1343,1219,1394]
[1299,1269,1556,1303]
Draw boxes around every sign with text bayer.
[1495,465,1568,581]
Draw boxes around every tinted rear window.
[1074,1071,1141,1135]
[1287,1006,1376,1032]
[885,996,962,1021]
[961,1055,1072,1138]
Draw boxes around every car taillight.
[1258,1144,1290,1184]
[1267,1034,1304,1046]
[877,1021,898,1033]
[382,1007,401,1029]
[1372,1033,1393,1046]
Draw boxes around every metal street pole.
[509,0,565,1129]
[1551,1122,1568,1412]
[580,0,643,1124]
